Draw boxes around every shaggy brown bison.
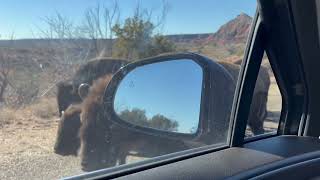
[56,58,128,117]
[56,81,81,117]
[54,58,127,155]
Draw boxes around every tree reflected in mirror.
[118,108,179,132]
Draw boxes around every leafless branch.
[80,0,120,57]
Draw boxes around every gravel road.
[0,118,145,180]
[0,152,81,180]
[0,118,84,180]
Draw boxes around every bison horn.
[78,83,90,100]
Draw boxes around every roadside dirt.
[0,105,148,180]
[0,116,82,180]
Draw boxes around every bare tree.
[145,0,170,33]
[35,12,91,101]
[37,11,91,65]
[39,12,74,39]
[104,1,120,56]
[80,0,120,57]
[0,51,11,102]
[0,34,15,103]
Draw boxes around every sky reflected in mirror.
[114,59,203,133]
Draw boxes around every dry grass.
[0,108,18,127]
[0,97,58,129]
[27,97,59,119]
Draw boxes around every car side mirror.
[103,53,235,142]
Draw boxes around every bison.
[54,104,81,156]
[54,57,270,171]
[54,58,127,155]
[219,60,270,135]
[56,58,128,117]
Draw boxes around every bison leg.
[118,154,127,165]
[248,93,267,135]
[54,105,81,156]
[248,118,265,135]
[115,148,128,165]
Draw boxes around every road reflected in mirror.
[114,59,203,134]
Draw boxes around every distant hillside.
[0,39,98,49]
[165,33,211,43]
[0,13,253,65]
[167,13,252,61]
[206,13,252,45]
[0,13,252,49]
[166,13,252,45]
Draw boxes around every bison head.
[54,104,81,156]
[56,81,81,117]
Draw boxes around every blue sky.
[0,0,257,39]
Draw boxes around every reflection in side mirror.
[114,59,203,134]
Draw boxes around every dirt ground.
[0,82,281,180]
[0,115,149,180]
[0,98,150,180]
[0,115,82,180]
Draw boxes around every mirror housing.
[103,53,235,143]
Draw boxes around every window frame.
[65,1,309,178]
[258,0,308,137]
[238,0,309,144]
[229,10,268,147]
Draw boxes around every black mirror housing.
[103,53,235,144]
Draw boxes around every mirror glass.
[114,59,203,134]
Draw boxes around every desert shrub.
[28,97,58,119]
[0,107,17,126]
[112,15,175,60]
[0,97,58,127]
